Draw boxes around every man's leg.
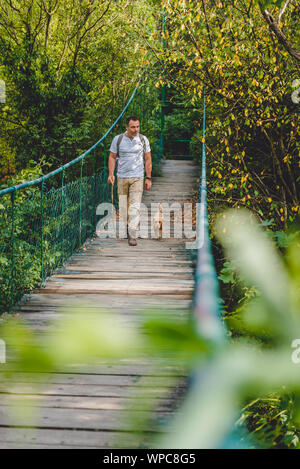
[128,178,143,240]
[117,178,129,238]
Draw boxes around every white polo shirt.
[109,133,151,178]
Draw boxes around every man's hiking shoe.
[128,236,137,246]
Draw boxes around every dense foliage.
[0,0,156,183]
[148,0,299,226]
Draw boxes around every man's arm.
[144,151,152,190]
[107,152,117,185]
[144,152,152,178]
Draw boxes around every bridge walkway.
[0,159,198,449]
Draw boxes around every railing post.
[160,85,165,159]
[61,170,65,259]
[140,84,144,127]
[79,159,84,246]
[134,88,139,117]
[92,150,97,231]
[40,180,45,283]
[159,11,166,162]
[9,190,15,312]
[103,137,107,170]
[102,138,107,202]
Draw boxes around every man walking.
[107,116,152,246]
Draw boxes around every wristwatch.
[145,176,152,180]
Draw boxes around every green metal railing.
[185,88,252,448]
[0,80,147,314]
[192,88,225,343]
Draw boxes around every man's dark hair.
[126,116,139,125]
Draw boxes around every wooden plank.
[52,274,193,280]
[87,242,187,247]
[149,181,197,184]
[35,289,192,297]
[68,251,191,258]
[13,301,191,310]
[20,293,193,301]
[15,302,191,312]
[77,253,189,258]
[13,311,189,320]
[35,280,193,295]
[0,394,178,411]
[152,180,197,183]
[15,296,192,307]
[91,239,188,244]
[0,443,102,449]
[142,189,196,193]
[59,253,190,259]
[85,246,187,252]
[0,372,180,387]
[34,292,192,299]
[66,265,193,271]
[13,306,191,315]
[0,363,187,377]
[60,266,192,273]
[0,405,175,432]
[43,279,194,286]
[0,427,151,448]
[67,260,192,265]
[3,357,188,368]
[0,383,177,398]
[84,238,194,243]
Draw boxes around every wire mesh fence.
[0,164,115,313]
[0,77,162,314]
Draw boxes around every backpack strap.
[139,134,146,155]
[116,133,124,157]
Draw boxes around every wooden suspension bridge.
[0,159,199,449]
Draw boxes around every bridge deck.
[0,160,198,449]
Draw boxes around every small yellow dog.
[152,202,164,239]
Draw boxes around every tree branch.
[278,0,291,23]
[259,4,300,62]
